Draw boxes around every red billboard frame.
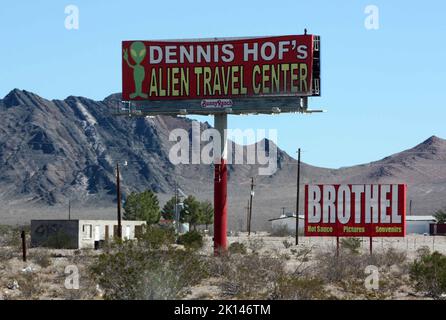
[304,184,406,237]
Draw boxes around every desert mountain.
[0,89,445,229]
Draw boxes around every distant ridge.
[1,89,445,229]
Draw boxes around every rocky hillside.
[0,89,445,229]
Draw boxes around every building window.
[82,224,92,239]
[125,225,131,239]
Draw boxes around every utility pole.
[174,181,179,231]
[409,200,412,216]
[281,207,286,216]
[68,199,71,220]
[21,230,27,262]
[295,148,301,245]
[245,200,250,233]
[116,163,122,239]
[248,177,255,236]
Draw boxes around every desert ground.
[1,229,445,300]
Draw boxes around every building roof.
[406,215,436,221]
[269,214,304,222]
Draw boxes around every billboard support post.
[336,236,340,257]
[370,237,373,256]
[295,148,301,245]
[214,114,228,255]
[116,163,122,240]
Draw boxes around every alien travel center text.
[122,35,318,101]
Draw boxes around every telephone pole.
[116,163,122,239]
[248,177,255,236]
[245,200,250,233]
[295,148,301,245]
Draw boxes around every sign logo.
[200,99,233,108]
[123,41,148,99]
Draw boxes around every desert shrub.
[0,247,15,261]
[228,242,247,255]
[315,248,376,283]
[247,238,265,254]
[0,225,21,248]
[32,249,52,268]
[416,246,431,258]
[410,250,446,299]
[282,240,293,249]
[272,275,329,300]
[139,225,175,249]
[177,230,203,250]
[17,273,43,299]
[340,238,361,254]
[90,240,208,299]
[213,253,285,299]
[314,246,410,298]
[370,247,407,268]
[270,225,294,237]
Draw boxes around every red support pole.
[214,114,228,255]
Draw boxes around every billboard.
[304,184,406,237]
[122,35,320,115]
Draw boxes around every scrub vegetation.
[1,224,446,300]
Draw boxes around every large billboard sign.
[304,184,406,237]
[122,35,320,115]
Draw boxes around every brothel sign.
[304,184,406,237]
[122,35,320,115]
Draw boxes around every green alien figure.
[123,41,148,99]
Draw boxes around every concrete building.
[269,213,305,234]
[31,219,146,249]
[406,216,436,235]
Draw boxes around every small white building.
[406,215,436,235]
[269,213,305,234]
[31,219,146,249]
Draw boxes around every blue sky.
[1,0,445,168]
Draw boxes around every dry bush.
[0,225,21,248]
[16,273,43,299]
[90,239,209,300]
[314,246,409,299]
[270,226,294,237]
[247,238,265,254]
[340,238,361,254]
[215,253,286,299]
[370,247,408,270]
[0,247,15,261]
[315,249,366,283]
[211,248,325,300]
[31,249,52,268]
[410,249,446,299]
[272,275,329,300]
[281,239,293,248]
[228,242,247,255]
